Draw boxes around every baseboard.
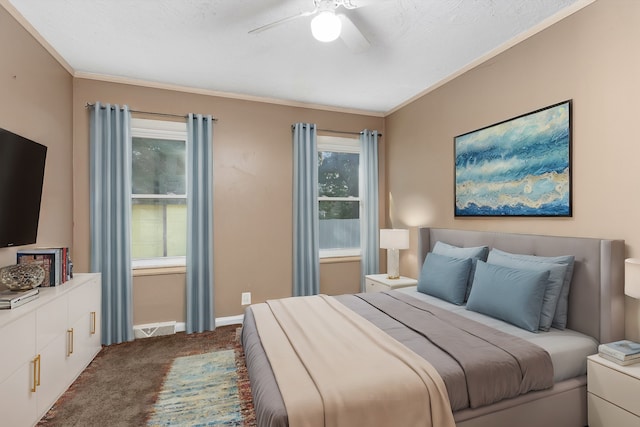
[133,321,177,339]
[133,315,243,339]
[216,314,244,326]
[177,315,243,330]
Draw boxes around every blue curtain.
[292,123,320,296]
[360,130,380,291]
[186,114,215,333]
[89,102,133,346]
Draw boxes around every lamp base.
[386,248,400,279]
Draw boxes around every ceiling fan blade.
[338,14,370,52]
[249,9,317,34]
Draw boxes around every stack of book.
[598,340,640,365]
[0,288,39,309]
[16,247,72,287]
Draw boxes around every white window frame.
[317,136,361,259]
[130,118,188,269]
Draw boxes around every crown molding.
[75,71,385,117]
[3,0,594,118]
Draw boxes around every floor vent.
[133,321,177,339]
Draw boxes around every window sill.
[133,266,186,277]
[320,256,361,264]
[132,256,186,270]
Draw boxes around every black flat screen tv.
[0,128,47,248]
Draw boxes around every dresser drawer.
[588,359,640,417]
[588,393,640,427]
[0,311,36,382]
[365,280,388,293]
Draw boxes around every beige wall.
[133,271,186,325]
[6,0,637,340]
[320,259,361,296]
[72,79,384,323]
[386,0,640,341]
[1,0,384,324]
[0,6,73,269]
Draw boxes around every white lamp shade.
[380,229,409,250]
[310,11,342,42]
[625,258,640,299]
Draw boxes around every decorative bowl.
[0,264,46,291]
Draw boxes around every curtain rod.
[293,125,382,137]
[85,103,218,122]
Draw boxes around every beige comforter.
[251,294,455,427]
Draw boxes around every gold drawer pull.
[67,328,74,356]
[90,311,96,335]
[31,354,40,392]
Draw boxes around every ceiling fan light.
[311,11,342,42]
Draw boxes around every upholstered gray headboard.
[417,228,625,344]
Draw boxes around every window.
[130,118,188,268]
[318,136,361,258]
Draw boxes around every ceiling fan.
[249,0,371,51]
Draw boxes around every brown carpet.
[37,325,257,427]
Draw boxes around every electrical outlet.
[241,292,251,305]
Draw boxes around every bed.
[241,227,625,427]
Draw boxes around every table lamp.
[380,229,409,279]
[625,258,640,299]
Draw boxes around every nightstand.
[365,274,417,293]
[587,354,640,427]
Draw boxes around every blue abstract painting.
[455,101,572,216]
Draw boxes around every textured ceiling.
[6,0,588,113]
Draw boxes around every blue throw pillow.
[432,241,489,301]
[418,252,472,305]
[487,250,565,331]
[489,248,575,329]
[466,261,549,332]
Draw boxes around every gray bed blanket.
[341,291,554,409]
[242,291,554,427]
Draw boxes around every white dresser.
[587,354,640,427]
[0,273,101,427]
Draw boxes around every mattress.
[396,286,599,382]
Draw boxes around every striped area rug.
[147,349,244,426]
